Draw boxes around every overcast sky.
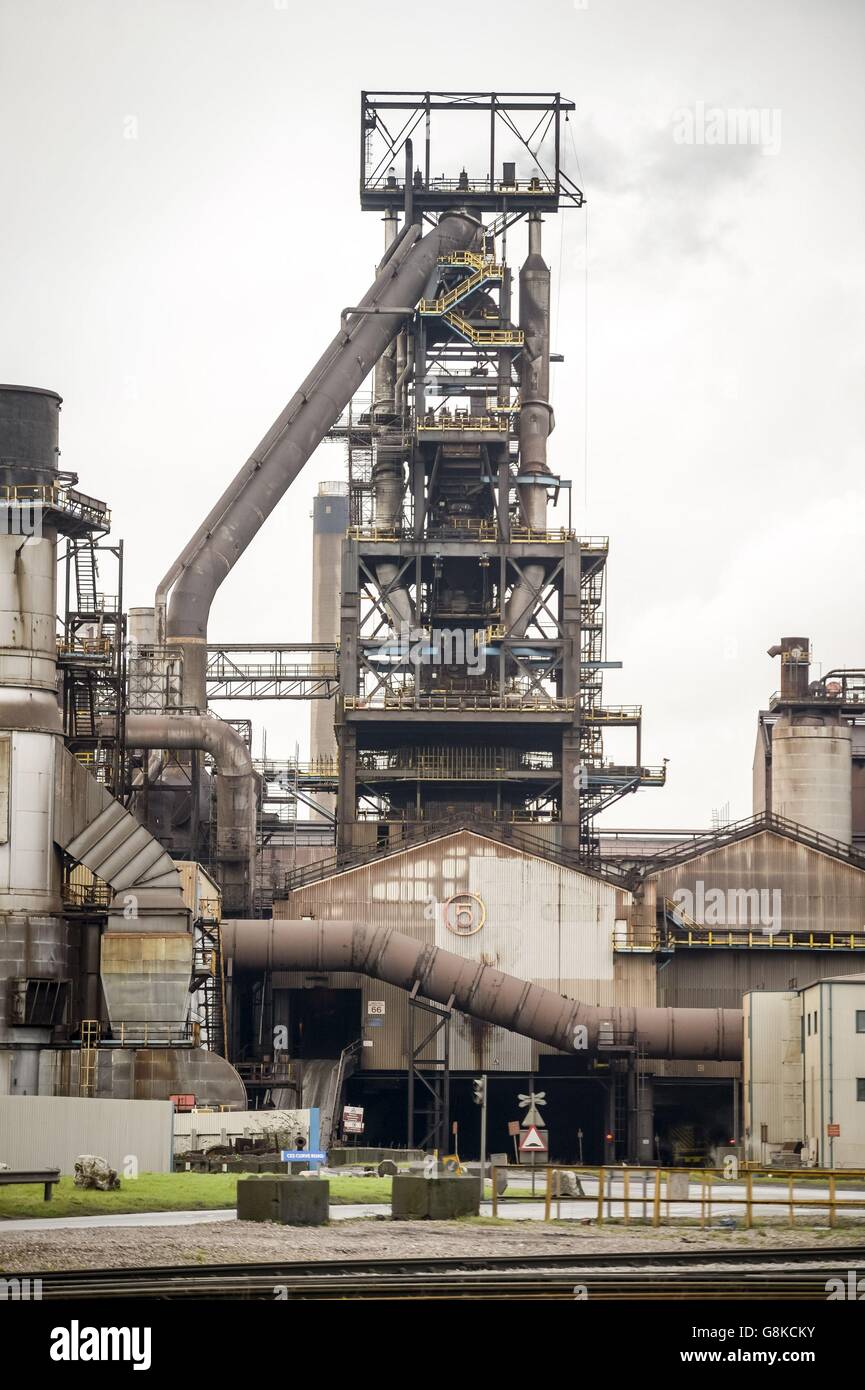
[2,0,863,829]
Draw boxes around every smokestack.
[767,637,811,701]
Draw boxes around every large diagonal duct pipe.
[506,213,553,638]
[114,714,257,916]
[221,919,742,1061]
[161,210,480,711]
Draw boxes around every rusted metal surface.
[650,830,865,937]
[276,829,628,1069]
[222,918,742,1061]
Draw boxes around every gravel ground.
[0,1220,862,1273]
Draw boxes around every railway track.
[23,1245,865,1300]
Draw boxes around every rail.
[418,262,503,315]
[0,482,110,531]
[614,923,865,953]
[505,1165,865,1228]
[344,693,576,712]
[417,414,509,432]
[640,810,865,875]
[582,705,642,723]
[443,310,524,346]
[484,1163,865,1226]
[283,815,632,892]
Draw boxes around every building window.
[858,1079,865,1103]
[807,1014,811,1036]
[856,1010,865,1034]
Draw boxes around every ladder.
[192,919,227,1057]
[72,678,96,739]
[79,1019,100,1097]
[73,541,99,615]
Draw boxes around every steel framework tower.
[334,93,663,861]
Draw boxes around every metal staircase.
[192,914,227,1057]
[60,537,126,796]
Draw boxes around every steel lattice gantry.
[205,644,339,700]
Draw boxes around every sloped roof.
[639,812,865,880]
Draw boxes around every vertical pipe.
[507,212,553,635]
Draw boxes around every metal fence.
[487,1164,865,1227]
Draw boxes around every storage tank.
[0,386,67,1094]
[772,712,853,844]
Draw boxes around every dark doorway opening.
[282,987,362,1059]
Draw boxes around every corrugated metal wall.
[652,831,865,935]
[0,1096,173,1173]
[802,979,865,1168]
[274,830,629,1072]
[657,950,863,1011]
[743,991,802,1160]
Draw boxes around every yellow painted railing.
[419,263,504,315]
[444,310,524,346]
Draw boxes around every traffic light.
[473,1076,486,1106]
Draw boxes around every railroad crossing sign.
[519,1125,548,1154]
[517,1090,547,1128]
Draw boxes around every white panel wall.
[0,1096,173,1174]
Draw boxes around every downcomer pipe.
[507,213,554,638]
[221,919,742,1061]
[163,211,480,709]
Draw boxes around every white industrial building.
[743,975,865,1168]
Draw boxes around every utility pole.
[473,1075,488,1183]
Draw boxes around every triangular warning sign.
[519,1124,548,1153]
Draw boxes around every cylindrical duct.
[507,215,553,637]
[164,211,479,708]
[310,483,348,819]
[121,713,257,914]
[221,919,742,1061]
[372,210,399,421]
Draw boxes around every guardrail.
[486,1164,865,1227]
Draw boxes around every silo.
[772,712,853,844]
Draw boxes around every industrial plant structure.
[2,92,864,1166]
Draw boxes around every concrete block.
[391,1174,431,1219]
[275,1177,329,1225]
[237,1176,330,1225]
[237,1177,280,1223]
[391,1174,481,1220]
[428,1176,481,1220]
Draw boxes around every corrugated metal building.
[802,974,865,1169]
[742,991,803,1163]
[272,829,640,1073]
[649,829,865,937]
